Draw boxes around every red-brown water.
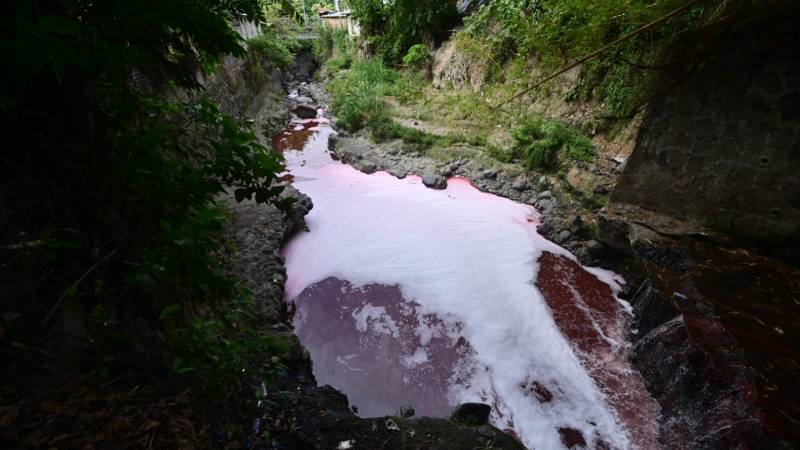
[278,116,660,449]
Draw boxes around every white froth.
[281,124,632,449]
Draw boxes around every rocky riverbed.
[278,78,799,449]
[218,66,526,449]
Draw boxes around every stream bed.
[276,115,661,450]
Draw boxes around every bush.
[403,44,431,68]
[248,32,295,68]
[329,59,400,131]
[459,0,717,116]
[512,118,594,170]
[348,0,460,63]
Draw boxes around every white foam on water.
[281,122,634,449]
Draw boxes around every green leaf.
[159,304,181,321]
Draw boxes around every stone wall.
[612,9,800,258]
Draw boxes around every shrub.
[248,32,295,68]
[512,118,594,170]
[329,59,400,131]
[348,0,460,63]
[459,0,717,116]
[403,44,431,68]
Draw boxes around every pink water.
[277,117,660,449]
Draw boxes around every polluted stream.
[276,112,660,450]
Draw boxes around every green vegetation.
[458,0,720,117]
[403,44,432,68]
[0,0,299,439]
[328,59,400,131]
[348,0,460,63]
[317,27,355,73]
[511,118,594,171]
[248,31,297,68]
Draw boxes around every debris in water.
[337,439,355,449]
[385,418,400,431]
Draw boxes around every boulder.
[293,104,317,119]
[450,403,491,426]
[422,174,447,190]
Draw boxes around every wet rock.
[537,190,553,200]
[557,230,572,243]
[585,240,606,259]
[630,279,680,338]
[295,95,313,105]
[450,403,491,426]
[482,169,497,180]
[537,222,553,236]
[328,134,340,151]
[558,427,587,449]
[293,104,318,119]
[422,173,447,189]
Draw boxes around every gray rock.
[482,169,497,180]
[593,185,609,195]
[569,214,583,233]
[328,134,340,151]
[596,208,633,254]
[422,173,447,189]
[360,162,377,174]
[537,190,553,200]
[557,230,572,243]
[586,240,606,258]
[536,175,549,190]
[536,198,554,214]
[295,95,313,104]
[450,403,491,426]
[385,141,403,155]
[292,104,317,119]
[537,222,554,235]
[440,164,455,177]
[512,176,528,191]
[389,168,408,179]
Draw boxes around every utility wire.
[491,0,705,111]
